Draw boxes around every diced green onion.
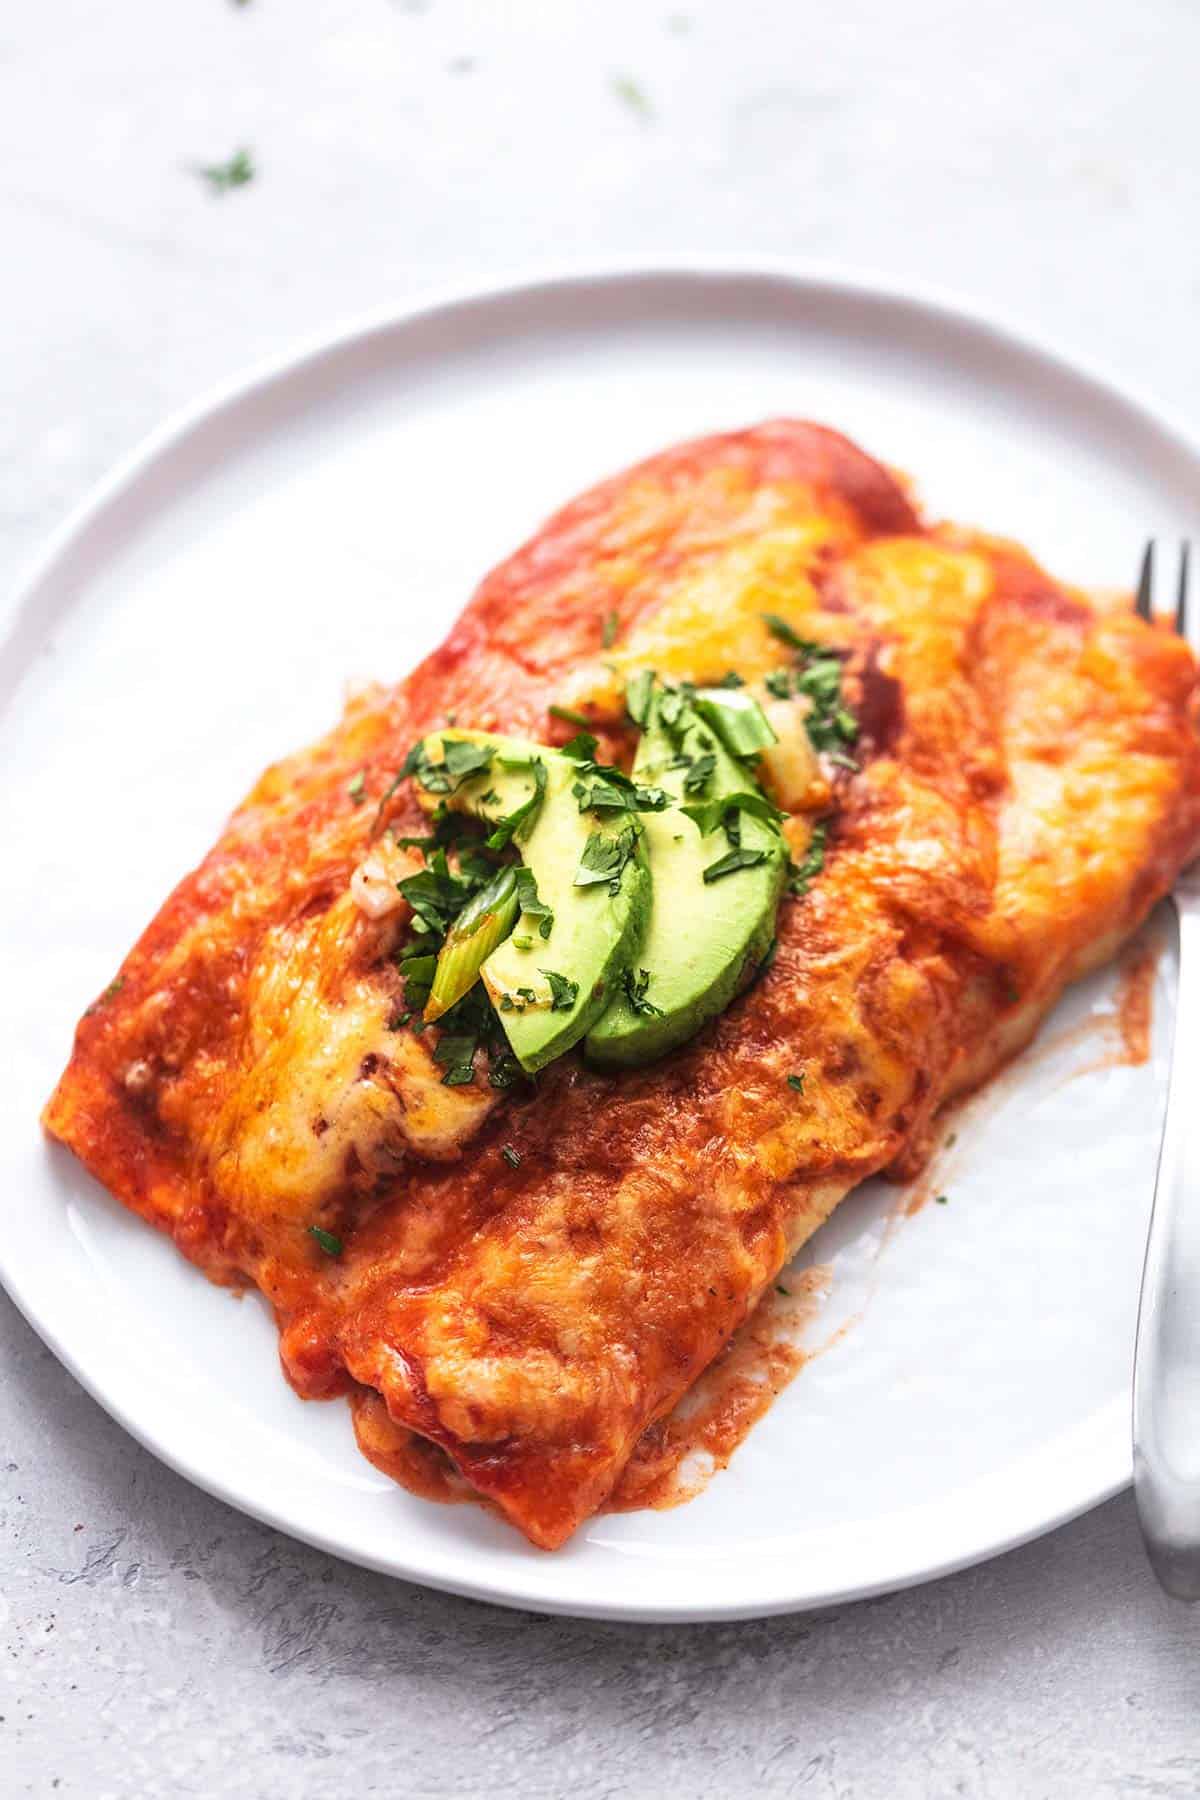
[424,865,520,1021]
[693,688,779,758]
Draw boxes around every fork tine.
[1136,540,1156,621]
[1176,540,1191,642]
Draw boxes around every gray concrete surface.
[4,2,1200,1793]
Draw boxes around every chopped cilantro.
[575,825,639,895]
[542,969,579,1013]
[570,755,669,817]
[788,822,828,897]
[623,967,664,1018]
[602,609,619,648]
[307,1225,343,1257]
[196,147,254,193]
[935,1194,949,1206]
[611,72,654,119]
[347,769,366,804]
[762,612,807,651]
[486,757,546,850]
[401,737,495,798]
[488,1050,524,1090]
[514,865,554,939]
[433,1032,478,1086]
[549,704,592,728]
[501,1145,522,1169]
[681,790,785,839]
[702,846,769,883]
[682,752,716,796]
[716,671,745,688]
[560,731,599,761]
[786,1072,806,1094]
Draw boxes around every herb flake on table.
[195,147,255,193]
[611,73,655,120]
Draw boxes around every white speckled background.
[4,2,1200,1793]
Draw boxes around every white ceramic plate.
[3,266,1199,1623]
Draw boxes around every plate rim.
[4,258,1195,1622]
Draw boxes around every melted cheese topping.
[205,894,499,1228]
[43,420,1200,1552]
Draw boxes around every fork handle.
[1134,895,1200,1597]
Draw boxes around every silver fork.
[1132,538,1200,1598]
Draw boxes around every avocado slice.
[584,692,786,1067]
[416,731,651,1073]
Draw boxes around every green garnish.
[693,688,778,758]
[776,1285,790,1297]
[702,846,770,883]
[397,951,438,1013]
[425,865,522,1022]
[575,824,640,895]
[485,757,546,850]
[680,790,785,839]
[387,836,535,1086]
[762,627,859,758]
[396,736,495,803]
[572,764,670,816]
[623,967,664,1018]
[549,704,592,728]
[501,1145,522,1169]
[307,1225,343,1257]
[86,976,125,1016]
[935,1194,949,1206]
[433,1032,479,1086]
[542,969,579,1013]
[488,1051,523,1090]
[786,1072,806,1094]
[788,822,828,898]
[762,613,807,651]
[611,72,654,119]
[499,990,529,1013]
[625,670,656,727]
[560,731,599,761]
[715,671,744,688]
[196,148,254,193]
[514,866,554,939]
[682,752,716,796]
[347,770,366,804]
[602,609,619,648]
